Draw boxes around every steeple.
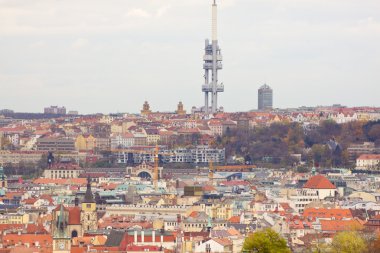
[83,176,95,203]
[81,176,97,232]
[55,204,68,237]
[58,204,64,228]
[52,203,71,253]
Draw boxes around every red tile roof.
[25,224,48,234]
[303,175,336,189]
[71,247,87,253]
[202,185,216,192]
[68,207,81,225]
[357,154,380,160]
[34,178,87,186]
[0,224,24,231]
[228,216,241,223]
[213,238,232,246]
[320,219,364,232]
[303,208,352,220]
[126,245,162,251]
[189,211,200,218]
[2,234,52,247]
[280,203,292,211]
[23,198,38,205]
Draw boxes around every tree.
[368,125,380,143]
[330,231,367,253]
[363,121,380,143]
[311,144,323,164]
[242,228,291,253]
[320,120,342,138]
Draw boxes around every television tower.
[202,0,224,114]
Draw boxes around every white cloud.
[126,8,151,18]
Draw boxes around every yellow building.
[0,213,30,224]
[75,134,97,151]
[146,129,160,145]
[111,123,123,134]
[201,200,234,220]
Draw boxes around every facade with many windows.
[258,84,273,110]
[115,146,225,164]
[37,138,75,152]
[44,166,83,179]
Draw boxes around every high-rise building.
[258,84,273,110]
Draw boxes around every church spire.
[83,176,95,203]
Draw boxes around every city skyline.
[0,0,379,114]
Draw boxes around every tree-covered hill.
[213,120,380,168]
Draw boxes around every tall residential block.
[258,84,273,110]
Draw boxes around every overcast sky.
[0,0,379,114]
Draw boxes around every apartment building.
[44,164,83,179]
[356,154,380,169]
[0,150,43,165]
[37,138,75,152]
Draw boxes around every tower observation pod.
[202,0,224,114]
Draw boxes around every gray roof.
[104,230,125,247]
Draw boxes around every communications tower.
[202,0,224,114]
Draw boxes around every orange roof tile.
[303,208,352,220]
[303,175,336,189]
[320,219,363,232]
[71,247,87,253]
[213,238,232,246]
[228,216,241,223]
[68,207,81,225]
[33,178,87,185]
[3,234,52,247]
[189,211,199,218]
[357,154,380,160]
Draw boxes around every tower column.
[211,39,218,113]
[205,92,209,114]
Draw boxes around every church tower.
[141,101,152,115]
[52,204,71,253]
[81,177,98,232]
[176,101,186,115]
